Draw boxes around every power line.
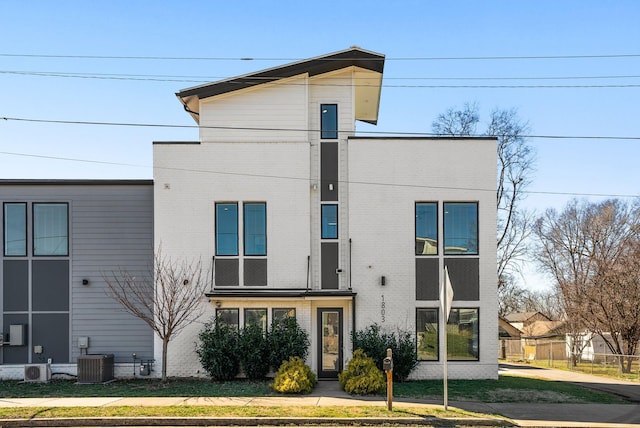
[3,116,640,141]
[1,150,636,199]
[2,52,640,61]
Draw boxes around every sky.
[1,1,639,291]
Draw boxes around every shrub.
[351,324,418,382]
[271,356,316,394]
[268,316,310,371]
[338,349,385,395]
[197,319,240,381]
[238,323,270,380]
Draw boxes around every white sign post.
[440,266,454,410]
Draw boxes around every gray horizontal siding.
[1,183,154,364]
[69,185,154,363]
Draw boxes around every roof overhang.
[205,288,356,300]
[176,47,385,124]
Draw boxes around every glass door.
[317,308,343,378]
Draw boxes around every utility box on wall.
[9,324,26,346]
[77,354,114,383]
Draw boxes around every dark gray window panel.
[321,243,339,289]
[244,258,267,286]
[2,314,29,364]
[32,313,69,364]
[321,142,339,201]
[416,258,439,300]
[445,258,480,301]
[3,260,28,311]
[215,258,239,286]
[32,260,69,311]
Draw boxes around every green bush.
[271,356,316,394]
[238,324,270,380]
[351,324,418,382]
[338,349,385,395]
[268,316,310,371]
[197,319,240,381]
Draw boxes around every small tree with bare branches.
[104,250,210,381]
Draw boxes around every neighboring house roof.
[521,320,566,338]
[505,311,552,323]
[499,316,522,338]
[176,46,385,125]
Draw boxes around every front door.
[317,308,343,378]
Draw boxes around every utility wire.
[0,150,637,199]
[2,52,640,61]
[3,116,640,141]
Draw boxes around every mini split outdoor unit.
[24,364,51,383]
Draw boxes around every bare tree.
[535,199,640,372]
[104,250,211,381]
[432,104,535,290]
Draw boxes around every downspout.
[349,239,356,337]
[306,255,310,290]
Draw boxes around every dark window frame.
[320,104,338,139]
[321,204,338,239]
[272,308,296,321]
[416,308,439,361]
[415,202,438,256]
[244,308,268,332]
[243,202,267,256]
[416,307,480,362]
[32,202,69,257]
[3,202,27,257]
[215,202,239,256]
[443,202,479,256]
[216,308,239,330]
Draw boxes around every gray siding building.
[1,180,154,378]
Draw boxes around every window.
[444,202,478,255]
[321,104,338,139]
[447,308,479,360]
[244,308,267,332]
[216,308,239,330]
[273,308,296,321]
[216,203,238,256]
[416,308,480,361]
[4,203,27,256]
[33,203,68,256]
[244,203,266,256]
[321,204,338,239]
[416,308,438,360]
[415,202,437,255]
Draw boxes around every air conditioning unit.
[24,364,51,383]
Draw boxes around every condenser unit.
[24,364,51,382]
[77,354,114,383]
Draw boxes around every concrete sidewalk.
[1,370,640,427]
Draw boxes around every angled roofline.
[175,47,385,122]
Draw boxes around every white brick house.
[154,47,498,379]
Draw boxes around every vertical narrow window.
[244,308,267,332]
[447,308,479,360]
[4,203,27,256]
[216,308,239,330]
[321,204,338,239]
[444,202,478,255]
[416,308,439,361]
[415,202,438,255]
[33,203,68,256]
[244,203,266,256]
[216,203,238,256]
[321,104,338,139]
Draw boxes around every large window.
[33,203,68,256]
[416,308,438,360]
[447,308,479,360]
[321,204,338,239]
[416,308,480,361]
[320,104,338,139]
[244,203,266,256]
[4,203,27,256]
[443,202,478,255]
[415,202,437,255]
[244,308,267,332]
[216,203,238,256]
[216,308,239,330]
